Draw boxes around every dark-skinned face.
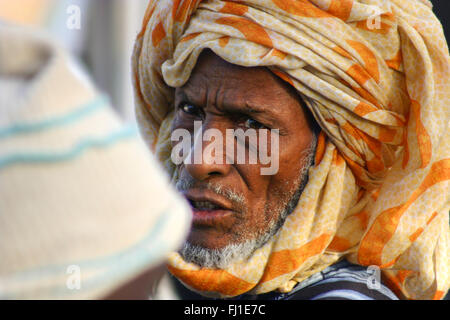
[172,50,316,253]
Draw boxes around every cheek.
[260,142,314,215]
[172,112,194,132]
[232,135,311,221]
[261,176,300,225]
[239,172,286,229]
[170,114,196,152]
[231,164,269,212]
[278,130,314,176]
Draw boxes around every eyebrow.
[176,88,280,120]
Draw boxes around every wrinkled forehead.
[178,50,303,106]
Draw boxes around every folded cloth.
[0,23,191,299]
[132,0,449,299]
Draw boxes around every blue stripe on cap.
[0,95,108,139]
[0,125,138,170]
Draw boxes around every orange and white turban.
[132,0,450,299]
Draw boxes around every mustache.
[175,178,245,208]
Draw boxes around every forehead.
[179,50,297,104]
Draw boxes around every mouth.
[184,191,236,228]
[189,200,225,211]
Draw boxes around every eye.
[179,103,203,118]
[244,118,267,130]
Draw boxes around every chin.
[180,226,275,269]
[186,228,236,250]
[180,237,258,269]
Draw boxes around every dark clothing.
[171,260,398,300]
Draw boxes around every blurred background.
[0,0,448,123]
[0,0,148,123]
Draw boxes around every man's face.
[172,51,316,267]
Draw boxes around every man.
[132,0,449,300]
[0,22,191,299]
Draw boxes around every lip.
[183,189,236,228]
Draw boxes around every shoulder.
[275,261,399,300]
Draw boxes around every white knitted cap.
[0,23,192,299]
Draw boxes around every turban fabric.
[132,0,450,299]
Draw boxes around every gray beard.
[179,135,317,269]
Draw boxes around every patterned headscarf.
[132,0,449,299]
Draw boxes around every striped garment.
[241,260,398,300]
[172,260,398,300]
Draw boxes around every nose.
[184,125,231,181]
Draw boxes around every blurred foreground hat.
[0,23,191,299]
